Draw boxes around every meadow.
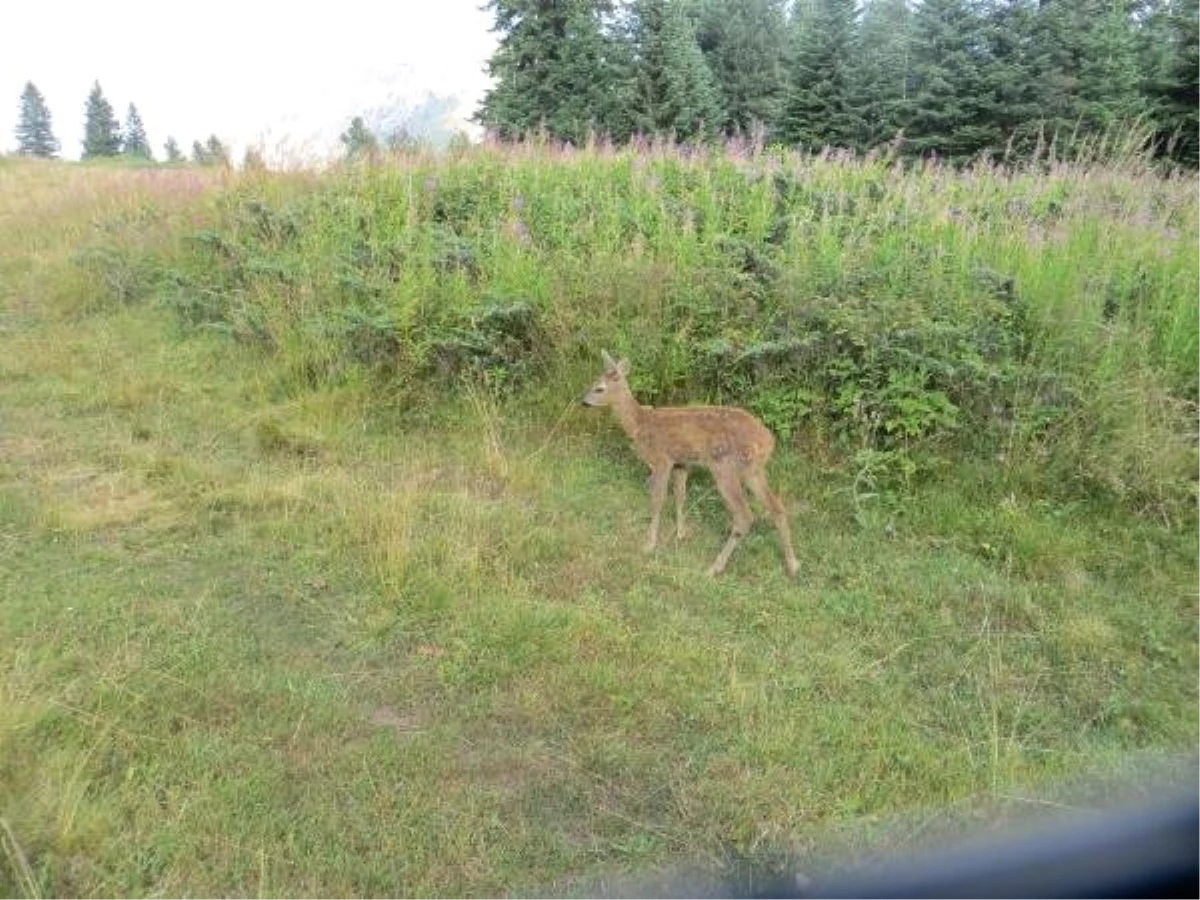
[0,144,1196,897]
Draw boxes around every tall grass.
[86,140,1197,517]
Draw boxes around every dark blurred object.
[765,792,1199,899]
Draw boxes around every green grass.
[1,154,1196,897]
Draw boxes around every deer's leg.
[746,466,799,578]
[672,467,689,541]
[644,465,671,553]
[708,466,754,577]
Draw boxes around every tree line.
[13,1,1197,168]
[475,0,1199,166]
[13,79,250,167]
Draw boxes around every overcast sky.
[1,0,498,161]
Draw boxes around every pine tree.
[476,0,632,143]
[779,0,862,150]
[15,81,59,158]
[1027,0,1142,146]
[907,0,1002,158]
[122,103,152,159]
[204,135,230,167]
[1078,0,1142,129]
[1156,0,1200,165]
[851,0,916,151]
[163,136,184,163]
[1133,0,1178,115]
[191,140,210,165]
[340,115,380,160]
[984,0,1045,156]
[626,0,722,140]
[695,0,789,138]
[82,81,122,159]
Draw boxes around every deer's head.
[581,350,631,407]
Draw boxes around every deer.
[581,350,799,578]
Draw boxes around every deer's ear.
[601,349,617,368]
[617,358,631,377]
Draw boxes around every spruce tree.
[851,0,916,151]
[779,0,862,150]
[340,116,380,160]
[82,81,122,159]
[163,136,184,163]
[907,0,1001,159]
[122,103,152,159]
[985,0,1046,156]
[627,0,722,140]
[1078,0,1142,129]
[476,0,631,143]
[1148,0,1199,165]
[696,0,789,138]
[1133,0,1174,89]
[15,81,59,158]
[1027,0,1142,147]
[204,135,230,167]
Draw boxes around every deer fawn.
[582,350,799,578]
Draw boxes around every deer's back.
[634,405,775,467]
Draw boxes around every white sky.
[1,0,498,162]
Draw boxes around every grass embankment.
[0,149,1196,897]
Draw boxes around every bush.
[80,142,1198,520]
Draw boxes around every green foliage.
[476,0,632,143]
[907,0,1003,158]
[15,81,59,158]
[80,142,1198,520]
[779,0,861,149]
[82,80,122,159]
[472,0,1199,166]
[695,0,789,138]
[339,115,380,162]
[191,135,230,167]
[849,0,914,149]
[163,136,184,163]
[625,0,723,141]
[1030,0,1143,137]
[1156,0,1200,165]
[2,154,1197,900]
[121,103,152,159]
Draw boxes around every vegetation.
[624,0,723,141]
[0,141,1195,896]
[162,136,184,164]
[121,104,152,160]
[14,82,59,159]
[477,0,633,144]
[9,82,223,168]
[1152,0,1199,165]
[81,81,122,160]
[476,0,1200,167]
[10,2,1195,169]
[340,115,382,162]
[190,135,231,167]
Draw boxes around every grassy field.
[0,151,1196,897]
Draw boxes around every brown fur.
[582,350,799,578]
